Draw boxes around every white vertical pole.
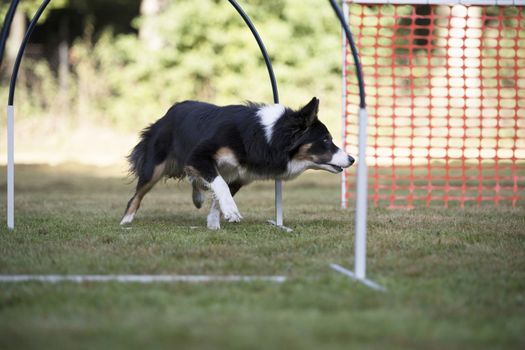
[329,0,384,291]
[355,107,368,279]
[341,0,349,209]
[269,179,291,232]
[7,104,15,230]
[275,180,283,226]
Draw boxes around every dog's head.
[287,97,354,174]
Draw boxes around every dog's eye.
[323,138,331,144]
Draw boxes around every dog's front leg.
[186,143,243,226]
[207,199,221,230]
[209,176,242,223]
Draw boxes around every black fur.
[122,97,354,227]
[129,99,337,180]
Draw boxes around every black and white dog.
[121,97,354,229]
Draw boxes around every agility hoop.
[5,0,51,230]
[0,0,20,66]
[329,0,385,291]
[4,0,291,232]
[227,0,292,232]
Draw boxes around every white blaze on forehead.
[256,104,285,143]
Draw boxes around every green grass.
[0,164,524,350]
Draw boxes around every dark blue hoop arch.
[328,0,366,108]
[5,0,279,114]
[228,0,279,104]
[9,0,51,105]
[0,0,20,68]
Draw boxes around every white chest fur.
[217,159,312,184]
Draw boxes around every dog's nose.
[348,155,355,166]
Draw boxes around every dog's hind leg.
[120,162,166,225]
[207,182,243,230]
[191,180,206,209]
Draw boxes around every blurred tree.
[139,0,167,50]
[0,0,68,72]
[1,0,342,132]
[4,4,24,71]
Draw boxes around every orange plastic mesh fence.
[343,3,525,208]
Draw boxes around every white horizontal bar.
[0,274,287,283]
[346,0,524,5]
[330,264,386,291]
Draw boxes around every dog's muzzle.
[325,149,354,172]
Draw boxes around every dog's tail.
[127,124,156,181]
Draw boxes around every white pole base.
[330,264,386,292]
[0,274,287,283]
[267,220,293,233]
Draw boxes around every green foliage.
[2,0,344,132]
[84,0,342,129]
[0,0,68,21]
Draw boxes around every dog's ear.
[298,97,319,127]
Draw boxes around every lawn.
[0,164,524,350]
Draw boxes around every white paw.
[207,213,221,230]
[210,176,242,224]
[120,213,134,225]
[221,203,242,223]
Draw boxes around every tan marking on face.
[312,151,333,164]
[293,143,314,161]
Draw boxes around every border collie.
[120,97,354,229]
